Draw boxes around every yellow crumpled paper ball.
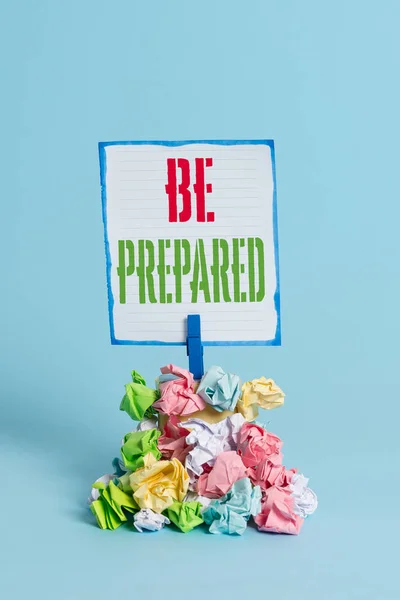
[237,377,285,421]
[129,453,189,513]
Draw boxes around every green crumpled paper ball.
[90,480,138,530]
[120,370,160,421]
[121,429,161,471]
[166,501,204,533]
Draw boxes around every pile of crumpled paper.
[88,364,317,535]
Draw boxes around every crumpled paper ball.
[197,365,241,412]
[237,377,285,421]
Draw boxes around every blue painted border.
[99,139,281,346]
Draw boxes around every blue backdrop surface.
[1,1,399,599]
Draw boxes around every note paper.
[99,140,280,345]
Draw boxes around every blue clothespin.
[186,314,204,380]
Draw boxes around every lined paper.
[101,141,280,345]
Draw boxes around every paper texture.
[129,452,189,513]
[166,501,204,532]
[203,477,262,535]
[290,473,318,518]
[197,451,247,498]
[133,508,170,532]
[197,365,241,412]
[100,141,280,345]
[181,413,245,483]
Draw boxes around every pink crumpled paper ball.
[157,415,193,463]
[254,486,303,535]
[237,422,283,468]
[197,451,247,498]
[248,458,296,491]
[153,364,206,416]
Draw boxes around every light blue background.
[1,1,399,599]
